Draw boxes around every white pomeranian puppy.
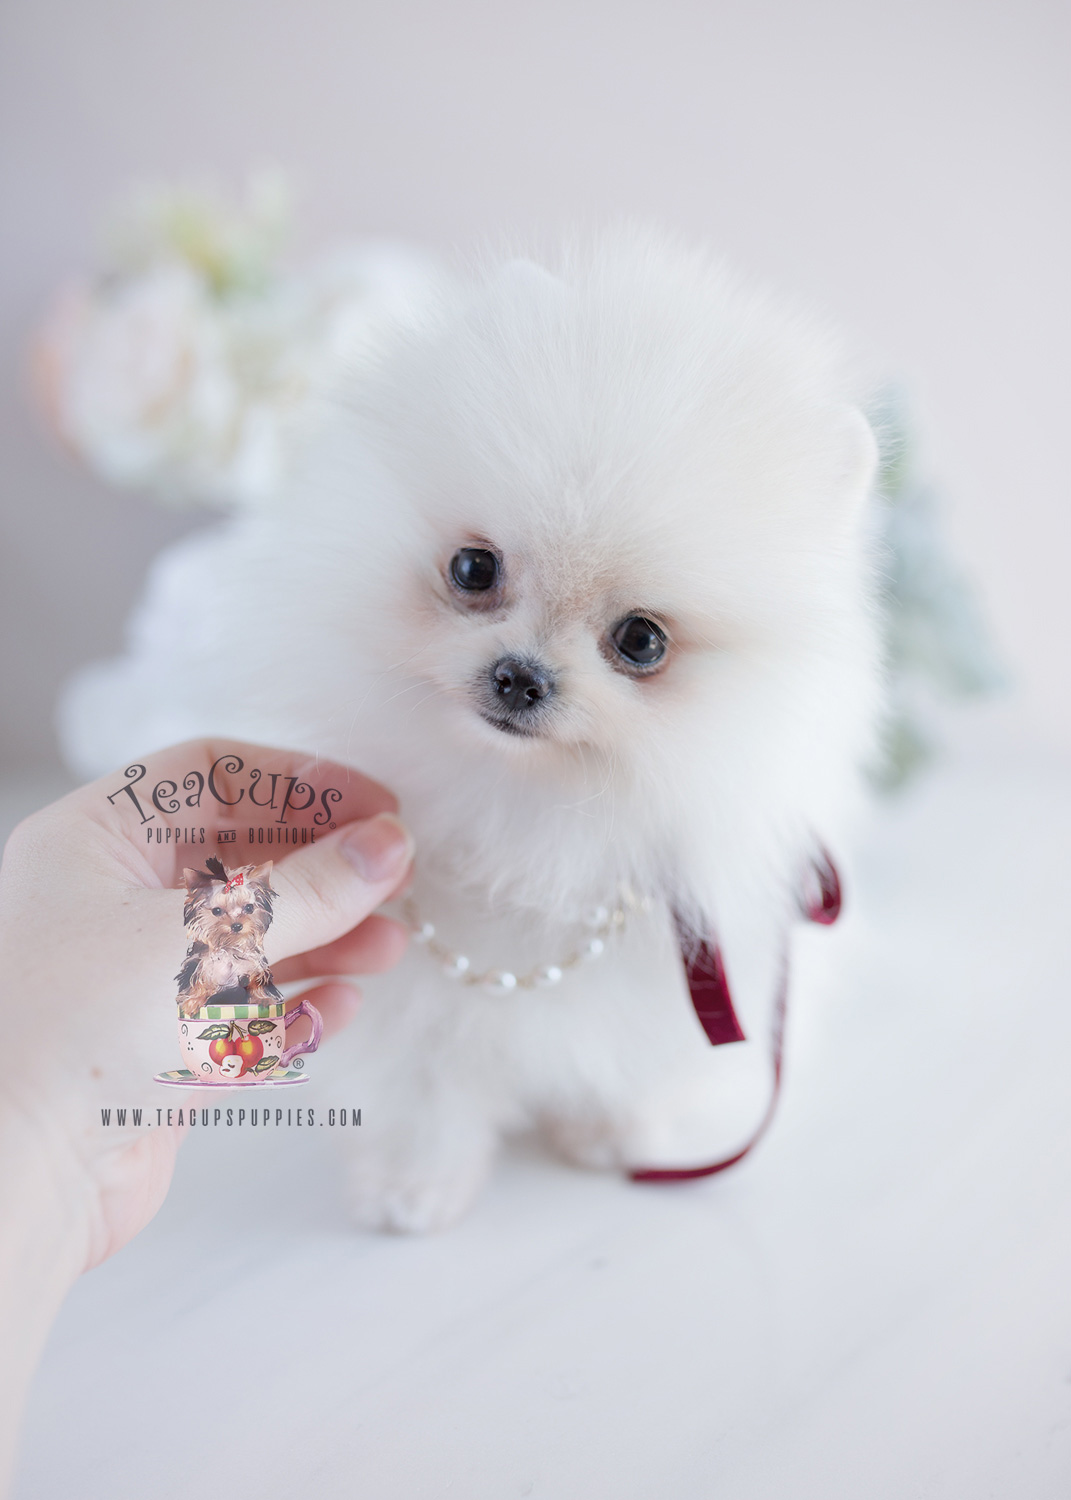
[62,229,882,1231]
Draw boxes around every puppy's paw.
[544,1042,777,1176]
[542,1115,632,1172]
[623,1042,777,1171]
[341,1136,496,1234]
[345,1162,490,1234]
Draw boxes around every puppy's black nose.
[491,656,555,711]
[231,922,243,932]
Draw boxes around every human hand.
[0,739,412,1276]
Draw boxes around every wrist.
[0,1104,93,1491]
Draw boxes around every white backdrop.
[1,0,1068,771]
[4,10,1071,1495]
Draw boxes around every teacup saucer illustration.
[152,1066,310,1088]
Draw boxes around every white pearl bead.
[484,970,517,994]
[584,905,610,930]
[413,921,436,943]
[441,952,470,978]
[534,964,563,986]
[581,937,605,960]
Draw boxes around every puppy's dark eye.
[243,903,255,913]
[211,907,223,916]
[611,616,667,668]
[450,548,499,592]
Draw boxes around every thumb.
[266,812,414,960]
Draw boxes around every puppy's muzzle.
[481,655,556,735]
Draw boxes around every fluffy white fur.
[62,230,882,1231]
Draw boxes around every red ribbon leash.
[629,851,841,1183]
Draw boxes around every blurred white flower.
[33,175,438,509]
[41,265,234,497]
[105,171,291,294]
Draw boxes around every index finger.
[78,738,399,887]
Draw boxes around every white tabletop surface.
[9,719,1071,1499]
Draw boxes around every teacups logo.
[106,754,344,849]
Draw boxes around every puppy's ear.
[481,259,574,315]
[829,407,878,524]
[181,868,212,927]
[496,258,568,294]
[246,861,276,930]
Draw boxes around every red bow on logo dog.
[222,872,245,893]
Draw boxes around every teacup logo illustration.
[154,858,321,1088]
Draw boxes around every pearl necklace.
[399,890,648,993]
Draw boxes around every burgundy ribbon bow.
[630,850,841,1183]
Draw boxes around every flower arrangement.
[34,173,436,508]
[867,389,1005,785]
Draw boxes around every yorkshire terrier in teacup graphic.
[160,857,323,1087]
[177,857,281,1018]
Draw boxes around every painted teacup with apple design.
[178,998,322,1083]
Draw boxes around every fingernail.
[341,813,414,884]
